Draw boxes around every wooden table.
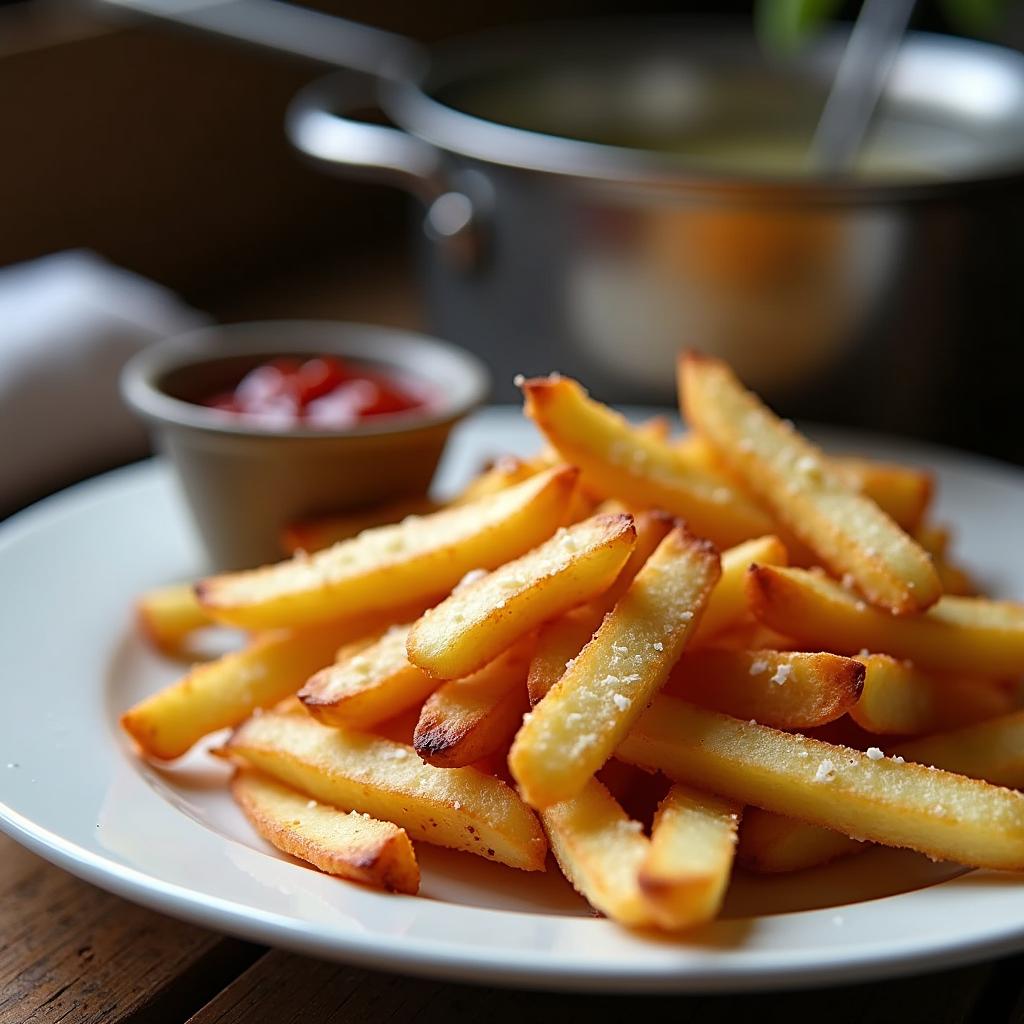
[4,251,1024,1023]
[3,829,1024,1023]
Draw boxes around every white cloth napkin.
[0,251,206,514]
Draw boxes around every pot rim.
[378,19,1024,202]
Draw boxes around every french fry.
[407,513,637,680]
[136,582,212,656]
[916,523,977,596]
[450,456,541,506]
[739,710,1024,872]
[541,778,654,928]
[226,712,547,871]
[521,375,774,548]
[747,565,1024,678]
[299,623,437,730]
[736,809,863,874]
[197,466,579,631]
[639,784,741,930]
[526,511,674,705]
[231,768,419,894]
[691,535,789,646]
[122,617,386,760]
[679,353,941,614]
[832,457,933,533]
[664,649,864,729]
[618,695,1024,870]
[510,526,720,809]
[850,654,1014,735]
[414,640,533,768]
[281,496,439,555]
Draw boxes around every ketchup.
[202,356,432,429]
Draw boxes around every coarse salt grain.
[680,611,694,621]
[814,759,837,783]
[770,664,792,686]
[513,373,525,387]
[612,644,629,655]
[652,642,664,652]
[866,746,884,760]
[612,693,632,711]
[453,800,462,810]
[749,658,770,676]
[455,568,488,591]
[306,800,317,809]
[892,755,905,764]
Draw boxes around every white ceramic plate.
[3,408,1024,993]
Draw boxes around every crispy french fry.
[639,784,741,930]
[680,353,941,614]
[414,640,533,768]
[231,769,419,894]
[739,710,1024,872]
[618,695,1024,870]
[226,712,546,870]
[122,617,386,760]
[526,511,674,705]
[915,523,977,596]
[680,434,934,533]
[832,457,933,533]
[197,466,579,631]
[747,565,1024,678]
[541,778,654,928]
[521,375,774,548]
[664,649,864,729]
[510,526,720,809]
[407,513,636,680]
[136,582,212,656]
[850,654,1014,735]
[450,456,541,506]
[736,809,863,874]
[691,535,789,646]
[299,623,436,730]
[281,496,439,555]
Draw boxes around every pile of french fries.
[122,353,1024,931]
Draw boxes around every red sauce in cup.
[201,356,432,429]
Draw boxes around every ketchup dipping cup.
[122,321,490,570]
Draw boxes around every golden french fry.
[639,784,741,930]
[850,654,1014,735]
[679,434,934,533]
[691,535,789,646]
[736,809,862,874]
[197,466,579,631]
[407,513,636,680]
[739,710,1024,873]
[510,526,721,809]
[541,778,654,928]
[299,623,437,730]
[747,565,1024,678]
[450,456,542,506]
[618,695,1024,870]
[226,712,547,871]
[121,617,384,760]
[915,523,977,596]
[679,353,941,614]
[526,511,674,705]
[832,457,933,533]
[521,375,774,548]
[665,649,864,729]
[414,640,533,768]
[231,769,419,894]
[136,582,212,656]
[280,496,439,556]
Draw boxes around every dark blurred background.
[2,0,1023,497]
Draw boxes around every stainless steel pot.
[99,2,1024,456]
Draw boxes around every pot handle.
[286,72,484,270]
